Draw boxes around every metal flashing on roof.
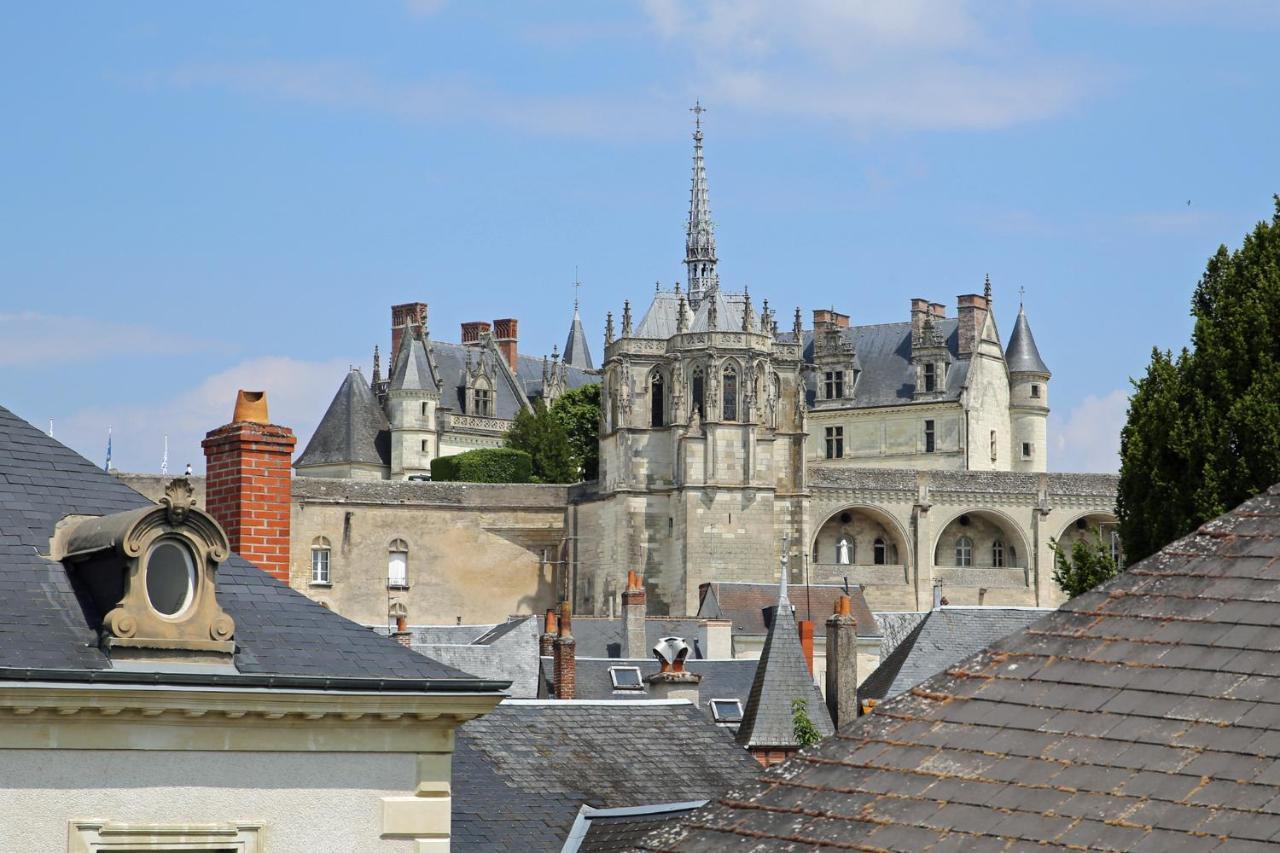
[562,801,708,853]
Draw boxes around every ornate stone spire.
[793,307,803,340]
[685,101,718,310]
[742,288,754,332]
[676,295,689,334]
[984,273,993,305]
[371,345,382,386]
[605,311,614,346]
[622,300,632,337]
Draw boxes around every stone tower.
[1006,298,1051,473]
[581,109,808,617]
[386,304,441,477]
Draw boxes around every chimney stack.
[622,570,647,659]
[825,595,859,728]
[956,292,990,357]
[699,618,732,659]
[393,614,413,648]
[390,302,428,358]
[646,636,701,703]
[540,608,557,657]
[493,318,518,372]
[798,619,815,676]
[202,390,296,584]
[552,601,576,700]
[461,321,492,344]
[910,298,930,343]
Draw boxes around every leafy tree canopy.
[1118,197,1280,563]
[506,398,577,484]
[1050,533,1119,599]
[549,384,600,481]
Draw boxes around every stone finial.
[677,296,689,334]
[605,311,614,345]
[742,289,754,332]
[372,345,382,385]
[622,300,632,337]
[793,307,803,339]
[984,273,993,305]
[707,295,718,330]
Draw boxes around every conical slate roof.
[1005,306,1050,375]
[295,369,390,467]
[736,576,834,749]
[389,324,441,392]
[563,306,593,370]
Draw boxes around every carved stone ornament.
[57,478,236,665]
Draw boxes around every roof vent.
[653,636,690,673]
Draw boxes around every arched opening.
[691,368,705,421]
[1055,512,1122,565]
[933,511,1028,570]
[811,506,908,581]
[650,370,665,427]
[722,365,738,421]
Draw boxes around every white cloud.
[0,312,221,366]
[641,0,1093,132]
[1050,389,1129,473]
[56,355,354,475]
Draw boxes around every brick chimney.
[202,390,295,584]
[798,619,815,676]
[492,318,518,372]
[552,601,576,700]
[540,608,557,657]
[956,293,990,357]
[460,321,491,343]
[391,302,428,358]
[392,614,412,648]
[825,595,859,728]
[910,298,930,343]
[622,570,647,659]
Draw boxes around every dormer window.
[146,540,196,617]
[609,665,644,690]
[824,370,845,400]
[923,363,936,393]
[474,387,493,417]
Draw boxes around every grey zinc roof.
[567,802,707,853]
[414,616,541,697]
[736,586,834,749]
[859,607,1052,702]
[1006,305,1051,375]
[0,404,488,687]
[294,369,390,468]
[644,483,1280,851]
[563,307,594,370]
[571,616,707,659]
[451,700,759,852]
[538,657,758,721]
[633,288,754,337]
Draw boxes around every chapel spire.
[685,101,718,310]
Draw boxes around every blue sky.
[3,1,1278,473]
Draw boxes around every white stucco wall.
[0,749,418,852]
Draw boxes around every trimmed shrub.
[429,448,533,483]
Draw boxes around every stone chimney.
[492,318,518,372]
[824,595,859,728]
[460,321,492,344]
[699,618,732,659]
[910,298,930,344]
[552,601,576,700]
[646,636,701,703]
[202,390,296,584]
[391,302,428,358]
[540,608,557,657]
[798,619,815,676]
[956,292,990,357]
[392,614,412,648]
[622,570,647,659]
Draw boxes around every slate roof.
[566,802,708,853]
[451,700,759,852]
[0,404,497,689]
[1006,305,1050,375]
[645,484,1280,850]
[736,584,834,749]
[859,607,1052,702]
[414,616,541,698]
[563,306,594,370]
[698,582,880,638]
[572,616,708,659]
[388,325,441,392]
[634,288,754,338]
[294,369,390,468]
[538,657,758,721]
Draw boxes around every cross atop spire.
[1018,285,1026,307]
[685,101,718,309]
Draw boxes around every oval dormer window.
[146,540,196,617]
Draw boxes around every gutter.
[0,666,511,694]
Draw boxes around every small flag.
[104,427,112,472]
[160,434,168,476]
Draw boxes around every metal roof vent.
[653,636,690,673]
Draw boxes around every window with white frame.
[311,536,331,584]
[955,536,973,567]
[388,538,409,588]
[609,665,644,690]
[709,698,743,724]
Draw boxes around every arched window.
[388,538,409,588]
[650,371,665,427]
[955,536,973,567]
[836,536,853,565]
[691,369,705,420]
[311,536,331,584]
[873,537,887,566]
[1009,545,1018,566]
[722,365,738,421]
[992,539,1005,568]
[811,539,819,564]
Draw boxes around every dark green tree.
[1050,533,1120,599]
[1118,198,1280,563]
[505,399,577,484]
[548,383,601,481]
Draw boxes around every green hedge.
[429,448,534,483]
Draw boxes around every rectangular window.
[709,698,744,723]
[924,420,936,453]
[825,426,844,459]
[1030,384,1041,398]
[388,550,408,588]
[609,666,644,690]
[311,548,330,584]
[1022,441,1033,459]
[421,401,429,416]
[474,388,493,417]
[421,439,429,453]
[823,370,844,400]
[923,363,936,392]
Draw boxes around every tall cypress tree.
[506,399,577,484]
[1118,198,1280,563]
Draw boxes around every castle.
[289,110,1116,623]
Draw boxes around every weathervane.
[1018,285,1026,306]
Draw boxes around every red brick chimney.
[202,390,296,584]
[393,614,412,648]
[552,601,576,700]
[956,293,990,357]
[798,619,815,676]
[540,608,557,657]
[391,302,428,357]
[493,318,518,372]
[460,321,491,343]
[622,570,647,659]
